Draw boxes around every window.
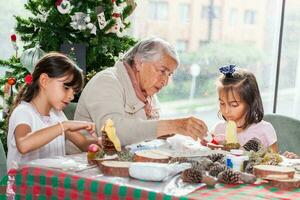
[148,1,168,20]
[176,40,188,53]
[229,8,238,26]
[201,5,221,19]
[179,3,190,23]
[244,10,256,25]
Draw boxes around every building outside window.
[148,1,168,20]
[179,3,190,23]
[244,9,256,25]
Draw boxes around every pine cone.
[181,168,203,183]
[209,164,226,177]
[102,131,118,155]
[243,137,262,152]
[208,153,225,163]
[199,157,214,170]
[169,157,189,164]
[244,160,256,174]
[217,169,241,184]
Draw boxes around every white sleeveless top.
[7,101,67,170]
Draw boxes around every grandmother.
[74,37,208,146]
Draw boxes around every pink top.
[213,120,277,148]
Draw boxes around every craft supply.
[225,121,238,144]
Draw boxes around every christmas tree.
[0,0,137,153]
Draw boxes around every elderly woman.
[74,37,208,146]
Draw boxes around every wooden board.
[134,150,170,163]
[253,165,295,179]
[97,161,132,177]
[268,174,300,189]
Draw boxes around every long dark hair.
[217,68,264,129]
[11,52,83,115]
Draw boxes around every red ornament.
[112,0,116,3]
[7,77,16,85]
[10,34,17,42]
[55,0,63,6]
[112,13,121,18]
[24,74,33,85]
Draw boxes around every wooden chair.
[264,113,300,154]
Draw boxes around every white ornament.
[36,6,50,22]
[57,0,73,14]
[70,12,97,35]
[97,12,107,29]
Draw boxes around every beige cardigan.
[74,61,158,146]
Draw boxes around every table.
[8,153,300,200]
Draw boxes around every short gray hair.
[122,37,179,66]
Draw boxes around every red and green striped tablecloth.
[9,166,300,200]
[11,166,188,200]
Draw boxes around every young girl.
[212,65,298,158]
[7,52,100,170]
[213,65,277,150]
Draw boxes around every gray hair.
[122,37,179,66]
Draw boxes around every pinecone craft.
[217,169,241,184]
[169,157,189,164]
[181,168,203,183]
[102,130,117,155]
[208,153,225,163]
[244,160,256,174]
[243,137,262,152]
[209,164,226,177]
[199,157,214,170]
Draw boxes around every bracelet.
[58,121,65,136]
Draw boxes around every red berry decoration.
[10,34,17,42]
[24,74,33,85]
[7,77,16,85]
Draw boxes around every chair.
[264,113,300,154]
[63,102,77,120]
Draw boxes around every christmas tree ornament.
[7,77,16,86]
[20,45,45,74]
[70,12,96,34]
[24,74,33,85]
[56,0,73,14]
[217,169,241,184]
[243,137,262,152]
[36,8,50,23]
[10,34,18,57]
[97,12,107,30]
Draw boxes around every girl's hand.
[63,121,96,135]
[282,151,299,159]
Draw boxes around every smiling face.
[135,54,177,96]
[218,87,248,128]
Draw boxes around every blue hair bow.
[219,64,236,76]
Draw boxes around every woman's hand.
[62,121,96,135]
[282,151,299,159]
[177,116,208,140]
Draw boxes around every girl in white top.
[7,52,100,170]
